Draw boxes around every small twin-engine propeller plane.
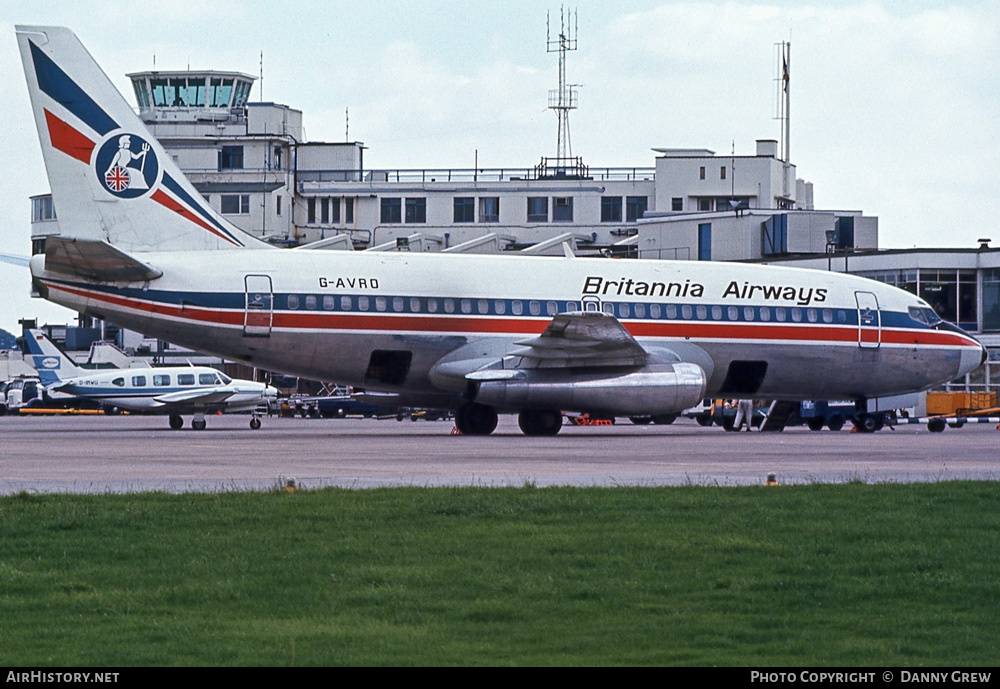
[16,26,987,435]
[24,329,278,430]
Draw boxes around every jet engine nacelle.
[469,363,706,416]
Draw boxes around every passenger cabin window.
[153,374,171,387]
[112,377,125,387]
[132,375,146,387]
[178,374,196,386]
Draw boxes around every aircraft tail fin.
[16,25,270,253]
[23,329,85,386]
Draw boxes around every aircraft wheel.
[192,418,207,431]
[807,417,825,432]
[455,403,498,436]
[249,417,261,430]
[853,413,879,433]
[651,413,677,425]
[169,414,184,430]
[629,416,652,425]
[827,415,845,432]
[518,409,562,436]
[695,414,712,427]
[927,418,947,433]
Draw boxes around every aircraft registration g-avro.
[17,26,987,435]
[24,329,278,430]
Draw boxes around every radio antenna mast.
[547,6,578,167]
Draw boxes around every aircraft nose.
[958,340,988,377]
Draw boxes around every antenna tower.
[547,7,578,166]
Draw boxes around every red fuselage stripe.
[45,281,980,350]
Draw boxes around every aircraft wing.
[506,310,648,369]
[152,387,235,407]
[430,311,651,390]
[44,237,162,282]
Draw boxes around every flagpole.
[784,42,791,163]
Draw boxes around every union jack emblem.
[105,166,129,192]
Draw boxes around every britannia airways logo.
[94,133,159,199]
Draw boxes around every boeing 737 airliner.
[15,26,987,435]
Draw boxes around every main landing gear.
[454,403,498,435]
[166,413,264,430]
[517,408,563,436]
[453,403,565,436]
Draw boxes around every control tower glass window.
[210,78,234,107]
[187,79,206,107]
[233,80,252,107]
[150,78,171,107]
[132,80,150,109]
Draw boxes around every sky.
[0,0,997,334]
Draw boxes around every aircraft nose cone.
[958,340,988,377]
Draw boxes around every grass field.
[1,483,999,666]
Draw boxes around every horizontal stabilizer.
[44,237,162,282]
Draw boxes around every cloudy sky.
[0,0,997,334]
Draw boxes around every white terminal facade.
[27,67,1000,377]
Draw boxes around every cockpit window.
[908,306,943,326]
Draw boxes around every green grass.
[1,483,999,666]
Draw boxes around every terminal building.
[24,61,998,396]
